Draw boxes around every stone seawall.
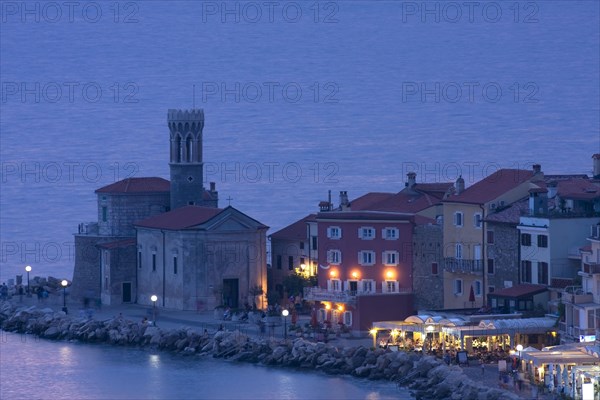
[0,301,518,400]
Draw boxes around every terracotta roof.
[270,214,316,241]
[96,177,170,194]
[98,238,137,249]
[317,211,414,221]
[350,192,394,210]
[488,284,547,298]
[580,245,592,253]
[557,179,600,200]
[485,197,529,224]
[367,191,445,213]
[412,182,454,193]
[135,205,223,230]
[445,169,534,204]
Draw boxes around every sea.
[0,1,598,397]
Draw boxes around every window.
[385,280,398,293]
[361,279,374,293]
[383,251,398,266]
[343,311,353,326]
[359,251,375,266]
[138,251,142,269]
[288,256,294,271]
[487,258,495,274]
[327,250,341,264]
[312,236,318,250]
[454,279,463,295]
[537,235,548,248]
[276,255,282,270]
[359,227,375,240]
[383,228,399,240]
[431,262,438,275]
[152,253,156,272]
[538,262,548,285]
[102,206,107,222]
[488,286,495,294]
[327,226,341,239]
[474,213,482,228]
[300,242,305,250]
[487,230,494,244]
[300,257,305,265]
[455,243,463,259]
[474,280,482,296]
[521,260,532,283]
[329,279,341,291]
[454,212,463,227]
[173,256,178,275]
[521,233,532,246]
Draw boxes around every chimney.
[593,154,600,179]
[529,188,548,216]
[532,164,544,181]
[455,175,465,195]
[339,191,350,210]
[210,182,216,192]
[406,172,417,188]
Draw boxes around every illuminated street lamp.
[516,344,523,367]
[25,266,32,296]
[369,328,377,349]
[282,309,289,340]
[61,280,68,314]
[151,295,158,325]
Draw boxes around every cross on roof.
[226,196,233,206]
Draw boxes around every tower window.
[102,206,107,222]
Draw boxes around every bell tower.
[168,109,206,210]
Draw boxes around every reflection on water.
[0,332,409,400]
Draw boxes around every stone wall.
[98,193,170,237]
[486,222,520,292]
[412,224,444,310]
[102,244,137,305]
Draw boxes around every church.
[71,109,268,311]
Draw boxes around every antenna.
[193,85,196,109]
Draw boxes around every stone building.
[412,223,444,310]
[72,109,267,310]
[135,205,268,311]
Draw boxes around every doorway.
[122,282,132,303]
[222,279,239,308]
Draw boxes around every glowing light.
[351,271,359,279]
[282,309,289,317]
[61,280,68,287]
[25,265,31,272]
[329,270,337,278]
[385,270,395,279]
[369,329,377,336]
[337,304,344,312]
[325,303,331,310]
[151,295,158,302]
[516,344,523,352]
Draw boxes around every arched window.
[186,136,193,162]
[174,135,182,163]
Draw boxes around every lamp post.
[516,344,523,370]
[151,295,158,325]
[25,266,31,296]
[369,329,377,349]
[61,280,68,314]
[282,309,289,339]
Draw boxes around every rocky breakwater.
[0,301,518,400]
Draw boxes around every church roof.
[135,205,223,230]
[96,177,170,194]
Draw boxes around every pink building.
[305,175,453,331]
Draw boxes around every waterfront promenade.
[6,294,550,399]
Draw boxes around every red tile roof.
[96,177,170,194]
[135,205,223,230]
[488,284,547,298]
[98,238,137,249]
[557,179,600,200]
[350,192,394,210]
[270,214,316,240]
[445,169,534,204]
[485,197,529,224]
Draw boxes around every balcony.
[77,222,98,235]
[562,291,594,305]
[580,263,600,276]
[303,286,412,304]
[444,258,483,274]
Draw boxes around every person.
[141,316,148,325]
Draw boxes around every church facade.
[71,109,268,310]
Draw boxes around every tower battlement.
[168,109,204,125]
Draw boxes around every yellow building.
[442,166,544,310]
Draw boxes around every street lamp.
[282,309,289,340]
[25,265,31,296]
[61,280,68,314]
[516,344,523,358]
[151,295,158,325]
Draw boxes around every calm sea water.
[0,331,407,399]
[1,1,599,282]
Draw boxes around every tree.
[282,274,316,297]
